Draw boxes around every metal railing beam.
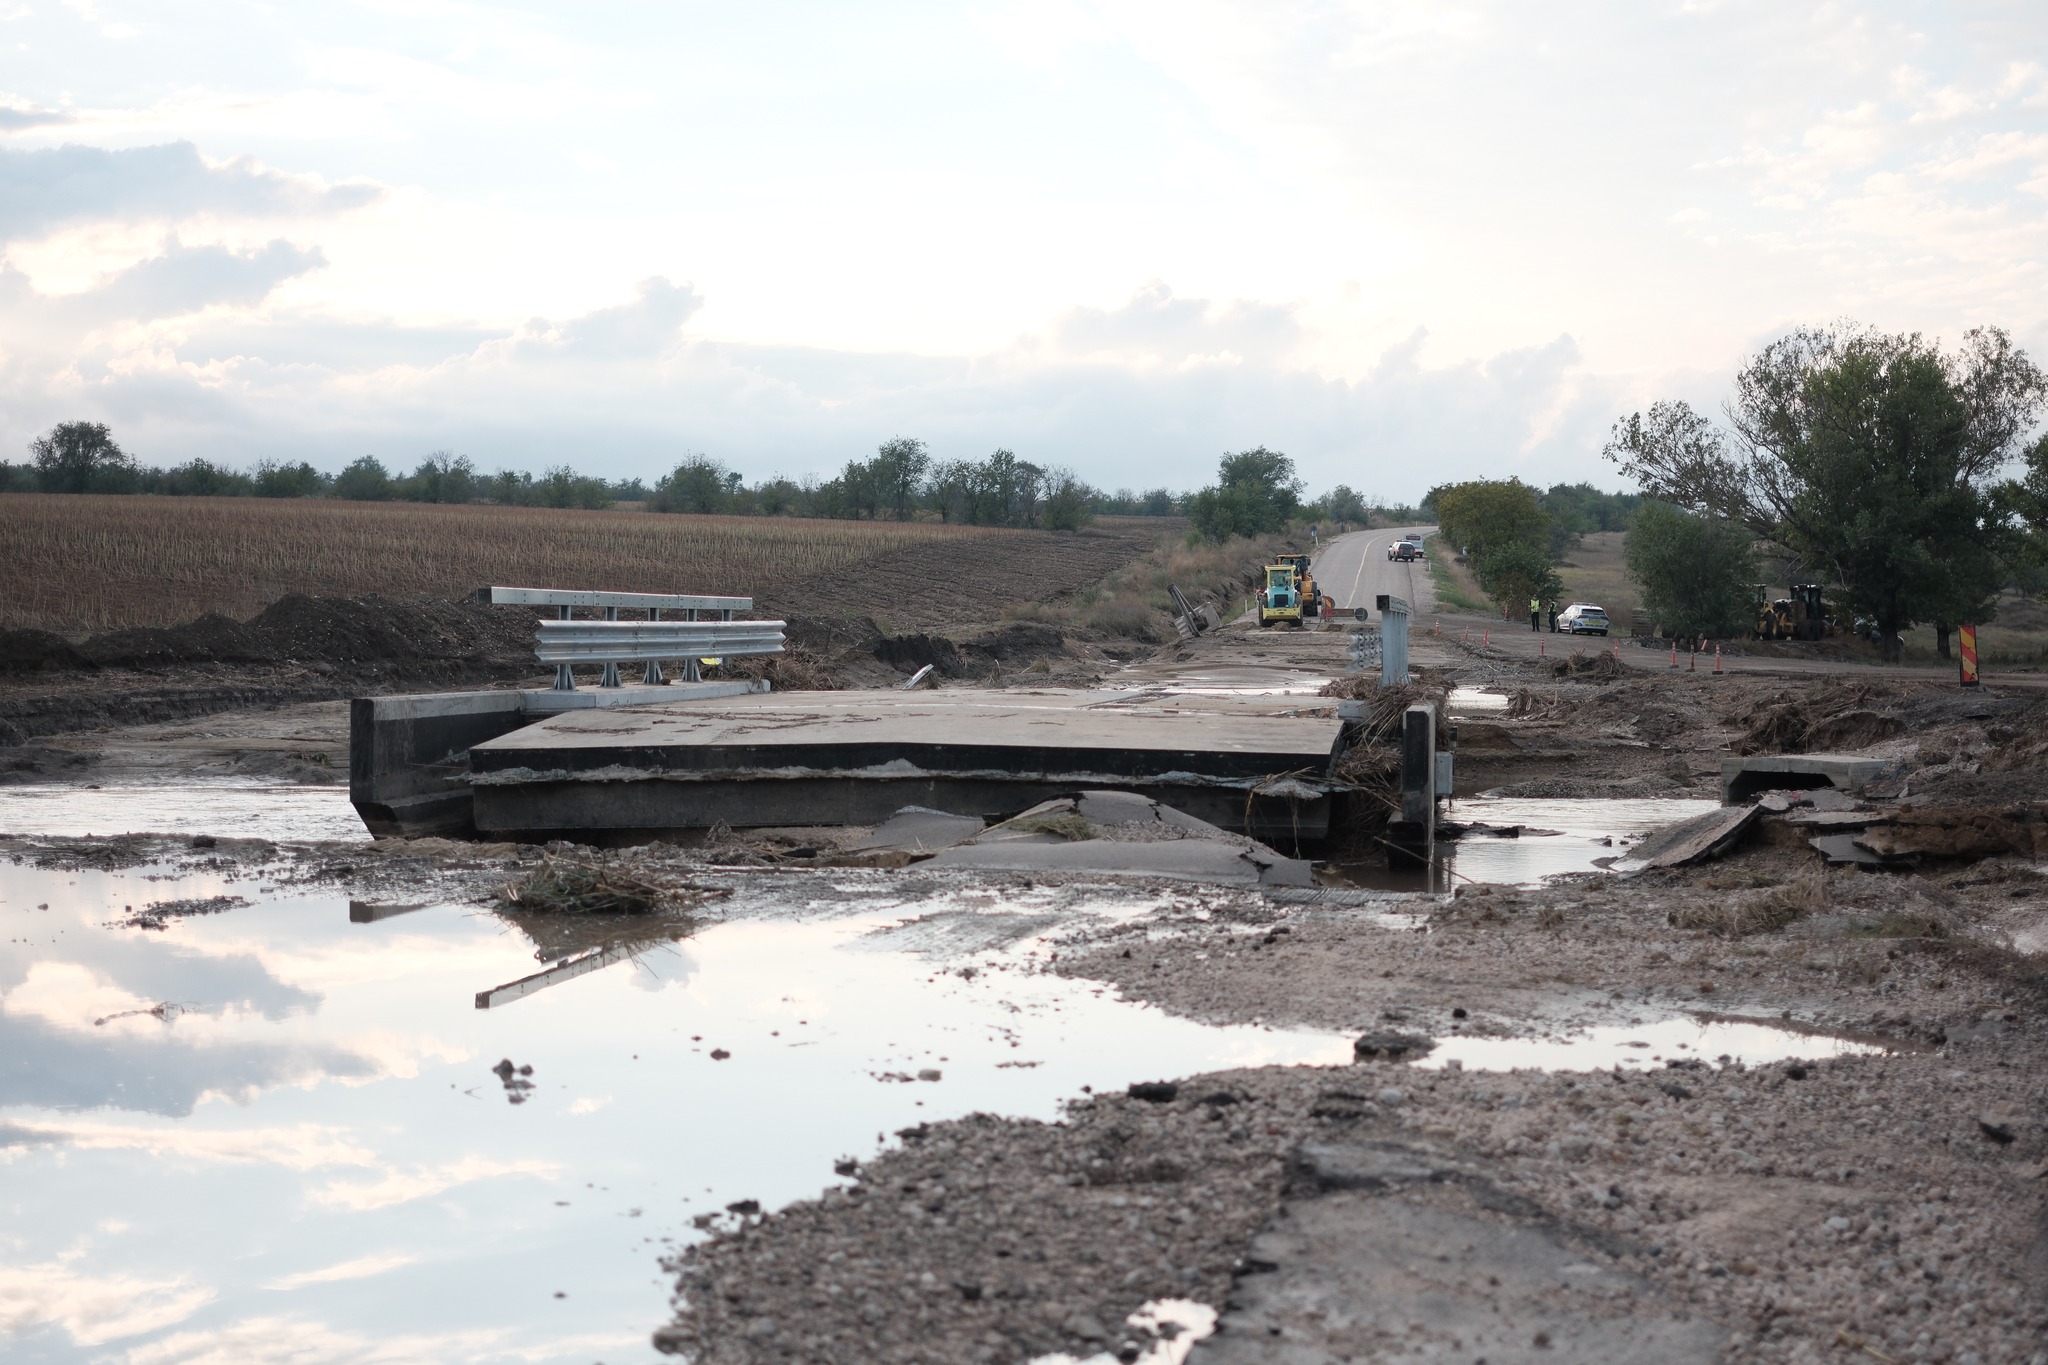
[484,586,752,614]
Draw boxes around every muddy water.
[1418,1014,1895,1074]
[0,782,364,843]
[0,864,1348,1363]
[1340,796,1723,891]
[1446,795,1721,884]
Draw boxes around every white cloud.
[263,1252,417,1291]
[0,142,378,243]
[0,1117,377,1170]
[0,1,2044,496]
[0,1256,212,1348]
[307,1154,558,1212]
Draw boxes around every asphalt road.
[1311,525,1437,617]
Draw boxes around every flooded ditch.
[0,780,1919,1362]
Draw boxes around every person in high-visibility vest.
[1529,596,1541,631]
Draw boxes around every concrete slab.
[923,837,1313,886]
[1625,802,1761,869]
[854,807,985,853]
[1721,753,1889,803]
[1190,1136,1723,1365]
[467,688,1344,841]
[349,681,769,838]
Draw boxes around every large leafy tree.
[30,421,138,494]
[872,437,931,521]
[1472,539,1561,613]
[1188,446,1302,541]
[1429,479,1549,568]
[1623,501,1756,640]
[1606,325,2044,661]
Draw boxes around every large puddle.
[1337,796,1723,891]
[0,861,1348,1362]
[1417,1014,1896,1073]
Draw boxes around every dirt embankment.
[0,520,1196,756]
[0,594,545,751]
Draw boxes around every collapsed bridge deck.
[466,687,1345,841]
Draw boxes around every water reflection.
[0,783,365,843]
[1418,1013,1896,1073]
[0,865,1348,1362]
[1334,796,1724,892]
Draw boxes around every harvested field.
[0,494,1024,632]
[760,518,1179,634]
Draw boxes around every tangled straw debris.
[498,855,731,916]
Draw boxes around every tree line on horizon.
[0,427,1422,534]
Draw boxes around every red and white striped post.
[1960,625,1980,688]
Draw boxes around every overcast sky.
[3,1,2045,499]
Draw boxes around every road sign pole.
[1960,625,1980,688]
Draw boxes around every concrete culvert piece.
[922,791,1316,885]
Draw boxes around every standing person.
[1547,599,1560,633]
[1529,596,1541,631]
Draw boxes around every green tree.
[872,437,930,521]
[534,464,614,509]
[402,451,476,504]
[1429,479,1549,569]
[1039,466,1095,531]
[1471,539,1560,613]
[29,421,137,494]
[1607,324,2043,661]
[1187,446,1302,541]
[331,455,394,501]
[653,455,734,514]
[151,458,250,496]
[1622,502,1757,639]
[252,459,328,498]
[1317,484,1369,524]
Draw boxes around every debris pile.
[498,855,729,916]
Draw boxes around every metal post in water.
[1387,702,1436,868]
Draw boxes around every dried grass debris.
[1548,651,1624,680]
[1668,871,1827,936]
[498,855,729,916]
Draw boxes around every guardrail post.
[1373,593,1411,685]
[1387,702,1435,868]
[641,608,666,684]
[553,605,575,690]
[599,606,623,687]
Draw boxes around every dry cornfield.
[0,495,1019,632]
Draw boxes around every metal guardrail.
[534,621,786,690]
[483,585,779,690]
[484,586,752,614]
